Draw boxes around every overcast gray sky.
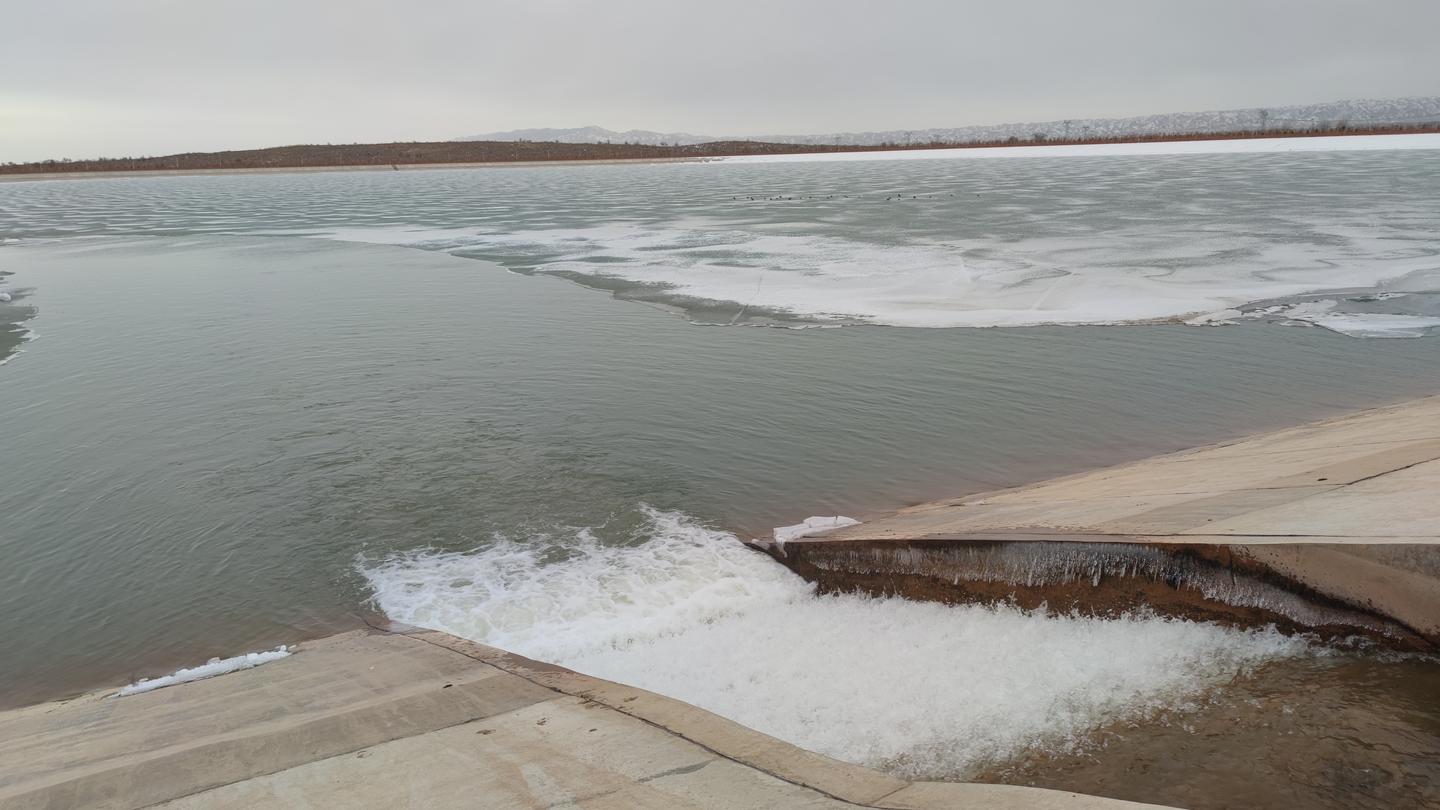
[3,0,1438,162]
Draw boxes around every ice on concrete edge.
[774,515,861,547]
[117,646,292,696]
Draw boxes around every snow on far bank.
[714,133,1440,164]
[117,646,291,696]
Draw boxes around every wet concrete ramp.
[0,629,1166,810]
[758,396,1440,645]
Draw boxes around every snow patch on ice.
[1271,299,1440,338]
[117,646,292,696]
[306,219,1440,329]
[1184,308,1243,326]
[1310,313,1440,338]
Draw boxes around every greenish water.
[2,155,1439,808]
[3,233,1438,706]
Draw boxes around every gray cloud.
[4,0,1438,161]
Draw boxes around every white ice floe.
[1348,292,1410,302]
[310,218,1440,330]
[360,507,1309,779]
[1271,299,1440,338]
[773,515,861,546]
[117,646,291,696]
[0,291,12,302]
[1308,313,1440,338]
[715,133,1440,164]
[295,139,1440,332]
[1184,308,1243,326]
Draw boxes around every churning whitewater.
[360,506,1309,778]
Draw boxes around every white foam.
[117,646,291,696]
[715,133,1440,165]
[773,515,860,546]
[360,507,1308,778]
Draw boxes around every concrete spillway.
[6,398,1438,808]
[751,396,1440,647]
[0,629,1167,810]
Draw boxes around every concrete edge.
[812,394,1440,542]
[392,628,1173,809]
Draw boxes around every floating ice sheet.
[311,221,1440,329]
[1269,299,1440,338]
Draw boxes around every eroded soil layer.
[752,538,1433,649]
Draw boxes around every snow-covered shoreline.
[715,132,1440,164]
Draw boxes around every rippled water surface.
[2,151,1439,808]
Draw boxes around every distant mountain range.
[458,97,1440,146]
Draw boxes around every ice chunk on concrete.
[117,646,291,696]
[773,516,861,546]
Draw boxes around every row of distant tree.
[4,122,1438,174]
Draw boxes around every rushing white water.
[361,507,1309,778]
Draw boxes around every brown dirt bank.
[750,538,1435,650]
[5,124,1438,178]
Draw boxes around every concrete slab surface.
[760,396,1440,645]
[0,629,1171,810]
[813,395,1440,546]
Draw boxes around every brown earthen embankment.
[6,125,1438,181]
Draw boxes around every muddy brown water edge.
[976,653,1440,810]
